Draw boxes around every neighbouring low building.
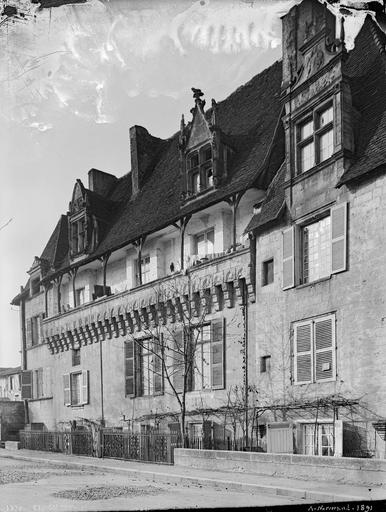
[0,367,21,401]
[11,0,386,458]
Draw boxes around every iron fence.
[20,431,65,453]
[19,430,181,463]
[20,430,94,456]
[102,432,181,464]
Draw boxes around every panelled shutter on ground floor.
[293,314,335,384]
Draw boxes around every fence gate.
[267,422,293,453]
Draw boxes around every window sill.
[292,379,336,386]
[68,404,85,409]
[129,392,164,399]
[26,343,46,351]
[295,275,331,290]
[28,396,53,402]
[285,151,343,188]
[184,186,215,202]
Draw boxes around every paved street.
[0,457,312,511]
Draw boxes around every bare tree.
[124,273,212,446]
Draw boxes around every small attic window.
[71,216,86,255]
[189,153,199,169]
[203,147,212,162]
[31,278,40,296]
[187,143,214,197]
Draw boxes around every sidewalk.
[1,448,385,503]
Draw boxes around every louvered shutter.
[21,370,33,399]
[173,330,184,393]
[63,373,71,405]
[331,202,347,274]
[44,367,52,397]
[211,318,225,389]
[153,335,163,394]
[125,340,135,397]
[81,370,89,404]
[294,321,312,384]
[26,318,32,348]
[314,315,335,382]
[282,227,295,289]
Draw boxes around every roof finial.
[340,15,345,46]
[211,98,217,127]
[191,87,206,110]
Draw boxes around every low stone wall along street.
[174,449,386,487]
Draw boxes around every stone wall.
[174,448,386,486]
[252,171,386,458]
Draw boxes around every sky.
[0,0,370,367]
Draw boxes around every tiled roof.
[0,367,21,377]
[88,60,285,258]
[40,215,68,270]
[338,16,386,186]
[244,162,286,233]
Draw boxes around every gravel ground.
[0,459,101,485]
[53,484,163,500]
[0,455,317,511]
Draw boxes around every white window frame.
[193,227,215,258]
[282,203,347,289]
[64,370,88,407]
[293,313,336,385]
[135,254,151,286]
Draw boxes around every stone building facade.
[11,0,386,457]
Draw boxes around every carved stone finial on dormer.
[210,98,217,128]
[191,87,206,111]
[179,114,186,150]
[340,16,345,46]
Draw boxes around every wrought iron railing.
[20,430,94,456]
[102,432,181,464]
[19,430,181,463]
[20,431,65,453]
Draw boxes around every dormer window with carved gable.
[179,88,231,202]
[68,180,89,260]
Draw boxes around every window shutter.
[331,202,347,274]
[135,343,143,397]
[26,318,32,348]
[282,227,295,289]
[21,370,33,400]
[294,321,312,384]
[32,370,38,399]
[81,370,89,404]
[211,318,225,389]
[63,373,71,405]
[125,340,135,397]
[43,367,52,397]
[38,314,43,343]
[153,335,163,394]
[173,330,184,393]
[314,316,335,382]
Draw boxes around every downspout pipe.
[243,279,249,449]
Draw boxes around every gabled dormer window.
[187,143,214,196]
[71,216,86,255]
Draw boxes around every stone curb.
[0,450,369,503]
